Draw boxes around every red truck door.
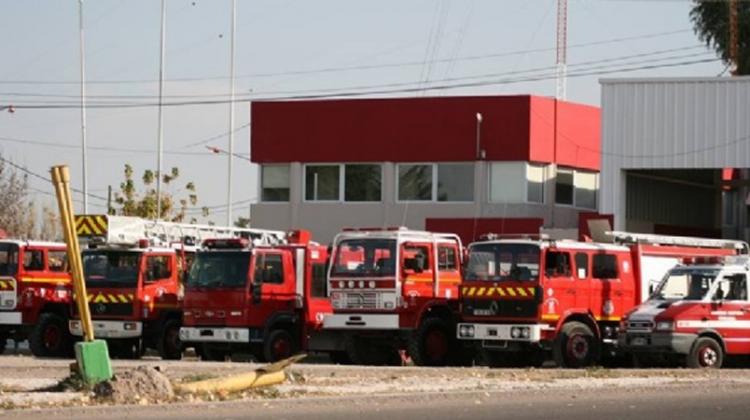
[401,242,435,303]
[142,253,180,313]
[436,243,461,300]
[250,250,296,322]
[589,252,624,321]
[711,273,750,355]
[542,249,576,320]
[303,247,331,330]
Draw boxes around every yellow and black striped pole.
[51,165,94,342]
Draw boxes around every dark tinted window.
[592,254,618,279]
[83,251,140,288]
[145,256,172,282]
[0,243,19,276]
[575,253,588,279]
[187,251,250,288]
[465,244,540,281]
[545,251,572,277]
[262,254,284,284]
[23,250,44,271]
[311,263,328,298]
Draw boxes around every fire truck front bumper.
[69,320,142,339]
[323,314,400,330]
[619,332,695,355]
[179,327,250,343]
[0,311,22,325]
[456,323,546,342]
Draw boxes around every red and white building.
[250,95,602,244]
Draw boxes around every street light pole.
[78,0,88,213]
[226,0,237,226]
[156,0,167,220]
[475,112,483,159]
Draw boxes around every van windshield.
[82,251,140,288]
[654,268,719,301]
[186,251,250,289]
[0,243,19,276]
[331,239,397,277]
[465,243,540,282]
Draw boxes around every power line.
[3,55,719,110]
[0,29,693,86]
[0,155,108,202]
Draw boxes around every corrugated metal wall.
[600,77,750,229]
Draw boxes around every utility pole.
[107,185,112,215]
[78,0,89,213]
[729,0,739,75]
[555,0,568,100]
[226,0,237,225]
[156,0,167,220]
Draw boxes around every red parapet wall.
[252,95,600,170]
[425,217,544,245]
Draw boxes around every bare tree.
[0,157,34,238]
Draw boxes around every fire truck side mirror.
[251,281,262,304]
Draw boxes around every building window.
[437,164,474,202]
[490,162,546,203]
[398,164,432,201]
[344,164,381,202]
[527,164,545,203]
[261,164,290,202]
[305,165,340,201]
[575,171,598,209]
[555,168,574,205]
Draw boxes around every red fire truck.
[69,215,281,359]
[620,255,750,368]
[322,227,465,366]
[0,240,73,357]
[456,232,746,368]
[179,230,332,362]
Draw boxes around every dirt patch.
[93,366,174,404]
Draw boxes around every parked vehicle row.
[2,213,749,369]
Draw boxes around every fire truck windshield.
[186,251,250,289]
[465,243,540,282]
[331,239,396,277]
[82,251,140,288]
[0,243,19,276]
[654,268,720,301]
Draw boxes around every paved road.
[5,382,750,420]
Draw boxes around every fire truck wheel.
[29,313,71,358]
[408,317,452,367]
[0,332,8,355]
[687,337,723,369]
[553,321,598,368]
[158,319,183,360]
[263,329,296,362]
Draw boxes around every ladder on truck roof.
[74,214,286,247]
[607,231,749,254]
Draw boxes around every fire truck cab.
[322,227,465,366]
[620,255,750,369]
[179,230,332,362]
[0,240,73,357]
[69,215,273,359]
[456,232,745,368]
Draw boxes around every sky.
[0,0,725,227]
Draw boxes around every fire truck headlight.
[655,321,674,332]
[368,281,376,289]
[123,322,137,331]
[511,326,527,339]
[519,327,530,339]
[70,321,81,331]
[384,301,394,309]
[338,281,345,289]
[358,281,365,289]
[347,280,355,289]
[459,325,475,338]
[225,331,232,340]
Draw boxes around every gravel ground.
[2,353,750,410]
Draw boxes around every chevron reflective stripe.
[74,215,108,237]
[461,285,536,298]
[0,279,14,290]
[88,293,135,303]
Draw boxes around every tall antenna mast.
[729,0,739,76]
[555,0,568,100]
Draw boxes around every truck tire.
[687,337,723,369]
[29,313,71,358]
[408,317,452,367]
[0,332,8,355]
[157,319,183,360]
[263,329,296,362]
[553,321,598,368]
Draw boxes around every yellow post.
[51,165,94,342]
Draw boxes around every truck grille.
[462,299,538,318]
[74,303,134,317]
[343,292,378,310]
[627,321,653,332]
